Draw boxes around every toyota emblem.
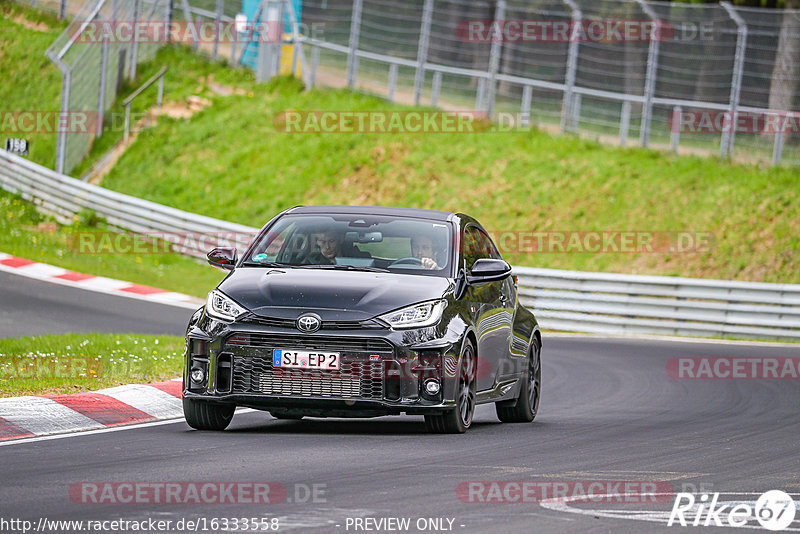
[297,313,322,333]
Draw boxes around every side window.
[477,229,502,260]
[463,226,486,269]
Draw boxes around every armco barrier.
[2,150,799,341]
[0,150,257,257]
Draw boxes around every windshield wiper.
[241,261,296,268]
[300,264,389,273]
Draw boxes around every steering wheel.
[389,257,423,267]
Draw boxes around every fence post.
[96,36,109,138]
[670,105,681,152]
[476,77,487,112]
[124,102,132,143]
[271,1,285,77]
[59,0,67,20]
[620,100,631,146]
[521,85,532,128]
[387,63,398,102]
[166,0,174,40]
[55,70,71,174]
[311,45,320,87]
[570,93,581,131]
[213,0,224,60]
[720,2,748,159]
[256,0,283,83]
[635,0,660,148]
[431,70,442,107]
[157,74,165,107]
[346,0,363,89]
[773,124,785,165]
[180,0,198,50]
[413,0,434,106]
[129,0,141,79]
[486,0,506,115]
[561,0,581,133]
[284,0,311,87]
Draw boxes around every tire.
[424,340,476,434]
[183,398,235,431]
[496,337,541,423]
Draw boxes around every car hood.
[217,267,454,321]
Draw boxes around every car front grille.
[225,334,392,400]
[239,316,384,330]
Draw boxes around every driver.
[305,229,345,265]
[305,228,372,265]
[411,235,441,270]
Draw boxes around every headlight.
[205,290,247,322]
[378,300,447,329]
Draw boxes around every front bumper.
[183,312,465,416]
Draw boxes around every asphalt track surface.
[0,271,194,338]
[1,272,799,533]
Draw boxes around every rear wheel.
[424,340,476,434]
[183,398,235,431]
[496,337,541,423]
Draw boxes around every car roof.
[285,205,456,222]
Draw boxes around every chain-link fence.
[43,0,170,174]
[292,0,800,165]
[21,0,800,170]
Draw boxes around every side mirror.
[467,258,512,284]
[207,247,237,270]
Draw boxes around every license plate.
[273,349,340,370]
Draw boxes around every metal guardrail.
[0,150,257,256]
[513,267,800,341]
[1,149,799,341]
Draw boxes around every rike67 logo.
[668,490,797,531]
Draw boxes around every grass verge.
[0,333,184,397]
[97,47,799,284]
[0,189,224,297]
[0,1,67,168]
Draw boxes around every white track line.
[0,408,257,447]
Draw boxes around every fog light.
[190,367,205,384]
[424,379,441,395]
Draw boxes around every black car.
[183,205,541,433]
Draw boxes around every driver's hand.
[421,258,439,270]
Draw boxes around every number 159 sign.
[5,138,29,155]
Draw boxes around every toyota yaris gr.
[183,205,541,433]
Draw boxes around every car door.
[463,225,512,392]
[479,229,517,380]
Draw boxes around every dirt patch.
[11,14,50,32]
[152,95,211,120]
[22,222,59,233]
[203,75,247,97]
[85,94,213,184]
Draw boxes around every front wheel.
[424,340,476,434]
[183,398,235,431]
[496,337,541,423]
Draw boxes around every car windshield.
[244,214,453,277]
